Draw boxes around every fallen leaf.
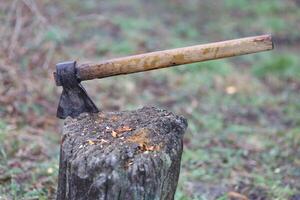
[47,168,53,174]
[228,191,248,200]
[0,174,11,184]
[226,86,237,95]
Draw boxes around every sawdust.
[127,128,149,144]
[127,128,160,151]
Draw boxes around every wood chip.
[111,115,119,121]
[138,143,147,151]
[116,126,132,133]
[87,140,95,145]
[100,139,108,143]
[111,130,118,138]
[146,146,155,151]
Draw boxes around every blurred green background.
[0,0,299,199]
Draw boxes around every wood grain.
[78,35,273,81]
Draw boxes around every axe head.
[54,61,99,119]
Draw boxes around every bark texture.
[57,107,187,200]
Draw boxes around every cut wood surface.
[56,107,188,200]
[78,35,273,80]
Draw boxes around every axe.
[54,35,274,119]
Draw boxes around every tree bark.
[56,107,187,200]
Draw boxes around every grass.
[0,0,300,199]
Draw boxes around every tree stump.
[56,107,187,200]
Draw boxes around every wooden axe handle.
[77,35,273,81]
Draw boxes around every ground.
[0,0,300,199]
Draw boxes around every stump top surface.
[63,107,187,159]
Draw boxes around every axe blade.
[55,61,99,119]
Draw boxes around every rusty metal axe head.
[54,61,99,119]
